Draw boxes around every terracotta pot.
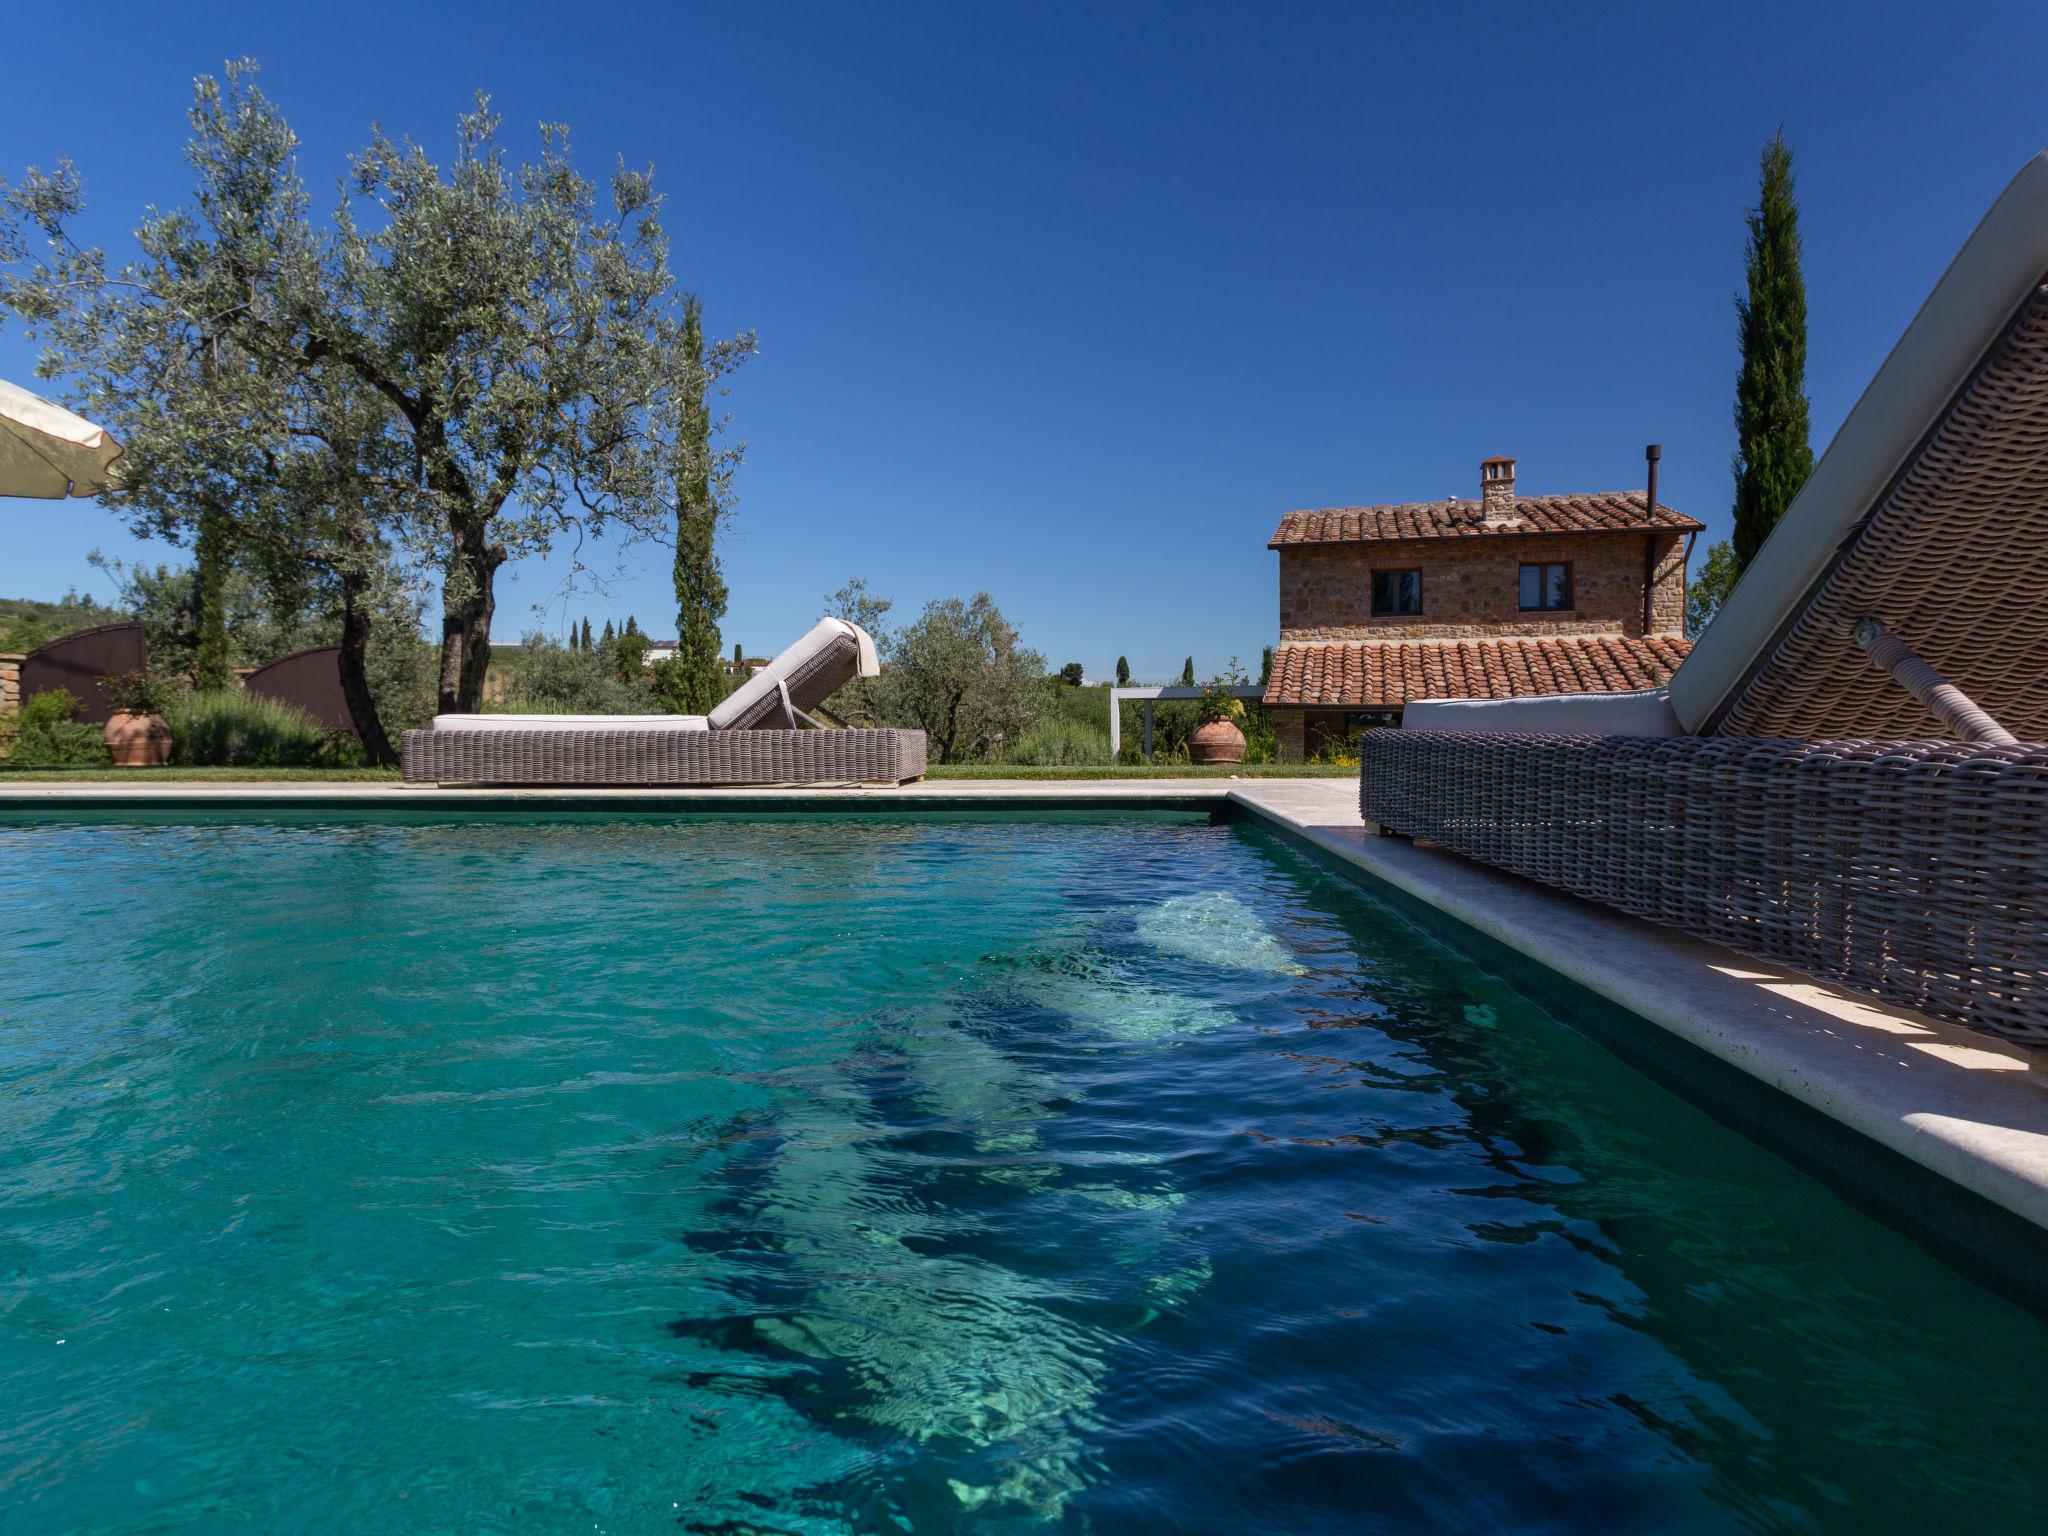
[105,711,172,768]
[1188,717,1246,765]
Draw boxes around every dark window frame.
[1518,561,1575,612]
[1371,567,1424,616]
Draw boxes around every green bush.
[493,640,649,714]
[17,690,83,728]
[100,667,184,715]
[1239,704,1277,764]
[9,721,110,767]
[611,631,652,682]
[648,656,741,715]
[165,689,365,767]
[2,689,111,766]
[1006,716,1112,766]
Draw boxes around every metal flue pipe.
[1642,444,1662,634]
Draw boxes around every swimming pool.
[1,813,2043,1533]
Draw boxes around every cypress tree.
[1115,655,1130,687]
[581,617,593,651]
[601,619,615,646]
[1179,657,1195,687]
[625,614,640,638]
[1258,646,1274,687]
[1732,131,1814,574]
[732,641,744,670]
[670,295,729,713]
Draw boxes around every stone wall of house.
[1278,530,1688,642]
[0,654,20,713]
[1273,709,1305,761]
[1269,709,1377,763]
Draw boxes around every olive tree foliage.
[0,67,420,758]
[821,576,895,724]
[1,61,751,726]
[323,94,750,713]
[824,576,895,639]
[820,579,1043,760]
[497,633,647,715]
[1686,538,1739,638]
[881,592,1045,764]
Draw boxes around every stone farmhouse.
[1262,456,1703,758]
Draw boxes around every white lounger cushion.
[706,617,880,731]
[431,713,708,731]
[1668,148,2048,733]
[1401,688,1681,736]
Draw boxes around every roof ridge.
[1286,489,1652,514]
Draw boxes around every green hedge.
[1006,716,1113,766]
[165,690,365,768]
[0,689,111,767]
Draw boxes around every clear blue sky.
[5,1,2045,681]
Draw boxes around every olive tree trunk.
[335,559,396,766]
[437,523,506,715]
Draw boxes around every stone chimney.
[1480,456,1517,522]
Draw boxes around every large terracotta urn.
[1188,717,1246,765]
[105,711,172,767]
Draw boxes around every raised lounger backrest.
[709,617,880,731]
[1671,148,2048,741]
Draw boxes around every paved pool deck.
[8,774,2047,1271]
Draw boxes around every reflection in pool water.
[0,814,2043,1534]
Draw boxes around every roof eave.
[1270,518,1705,550]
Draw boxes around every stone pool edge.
[9,775,2048,1262]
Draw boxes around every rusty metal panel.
[244,645,355,734]
[20,622,147,725]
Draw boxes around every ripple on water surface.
[0,814,2043,1535]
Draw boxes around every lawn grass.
[0,762,1350,783]
[0,765,405,782]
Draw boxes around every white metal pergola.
[1107,685,1267,760]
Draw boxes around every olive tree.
[316,90,749,713]
[3,60,750,722]
[881,593,1044,764]
[1,66,420,758]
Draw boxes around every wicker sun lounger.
[403,618,927,787]
[1360,150,2048,1048]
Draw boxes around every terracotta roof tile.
[1261,634,1692,708]
[1268,493,1703,548]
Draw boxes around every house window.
[1372,568,1423,616]
[1519,562,1573,611]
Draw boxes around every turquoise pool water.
[0,813,2043,1534]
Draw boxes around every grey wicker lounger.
[403,618,927,787]
[1361,149,2048,1048]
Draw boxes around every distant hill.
[0,594,130,653]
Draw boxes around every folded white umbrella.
[0,377,122,498]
